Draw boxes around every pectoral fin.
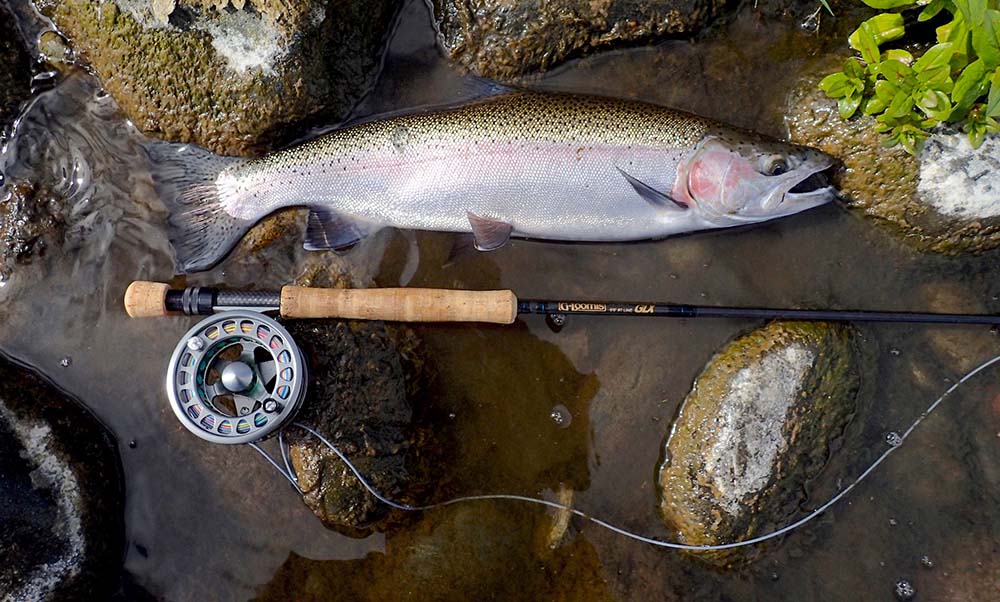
[304,208,378,251]
[617,166,689,210]
[466,211,513,251]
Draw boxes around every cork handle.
[280,286,518,324]
[124,281,171,318]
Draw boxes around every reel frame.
[166,310,307,445]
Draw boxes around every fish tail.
[148,142,252,273]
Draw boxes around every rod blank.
[124,281,1000,326]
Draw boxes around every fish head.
[679,134,837,225]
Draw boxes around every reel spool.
[166,311,307,445]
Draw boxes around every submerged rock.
[431,0,726,79]
[37,0,400,155]
[253,502,613,602]
[658,321,864,566]
[282,266,429,537]
[0,356,125,600]
[788,81,1000,254]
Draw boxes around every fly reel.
[166,311,307,444]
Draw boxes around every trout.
[150,91,837,273]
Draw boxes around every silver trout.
[150,91,837,273]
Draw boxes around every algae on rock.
[282,265,430,537]
[431,0,727,80]
[658,321,864,566]
[36,0,401,155]
[788,78,1000,254]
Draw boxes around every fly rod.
[124,281,1000,325]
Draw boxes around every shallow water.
[2,0,1000,600]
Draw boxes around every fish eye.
[763,156,789,176]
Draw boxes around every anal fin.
[466,211,513,251]
[305,208,379,251]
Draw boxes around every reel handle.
[280,286,517,324]
[124,281,519,324]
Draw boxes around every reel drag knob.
[166,310,307,444]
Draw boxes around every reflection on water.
[1,0,999,600]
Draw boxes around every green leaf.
[917,88,953,120]
[875,79,901,103]
[917,64,953,87]
[952,58,989,110]
[888,90,916,118]
[818,0,835,16]
[850,23,882,64]
[863,95,888,115]
[987,68,1000,117]
[879,59,913,80]
[918,0,947,22]
[843,57,866,80]
[913,42,954,72]
[819,72,853,97]
[972,10,1000,69]
[850,14,906,63]
[862,0,916,7]
[839,93,863,119]
[968,123,986,148]
[885,49,914,64]
[954,0,986,28]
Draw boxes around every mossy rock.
[36,0,400,155]
[431,0,727,80]
[281,268,431,537]
[788,76,1000,254]
[658,321,864,567]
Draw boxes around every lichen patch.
[918,132,1000,220]
[703,344,814,516]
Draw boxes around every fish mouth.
[779,160,838,208]
[788,170,831,195]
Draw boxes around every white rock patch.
[702,344,814,516]
[199,10,286,76]
[918,132,1000,219]
[0,404,85,602]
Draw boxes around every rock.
[0,181,66,280]
[431,0,727,80]
[0,356,125,600]
[252,502,614,601]
[282,266,429,537]
[36,0,401,155]
[788,78,1000,254]
[0,4,32,128]
[658,321,865,566]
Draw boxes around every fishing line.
[271,353,1000,552]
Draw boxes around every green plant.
[819,0,1000,154]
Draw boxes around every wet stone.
[658,321,865,567]
[789,77,1000,255]
[0,4,32,127]
[431,0,727,79]
[283,270,429,537]
[38,0,401,155]
[0,355,125,600]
